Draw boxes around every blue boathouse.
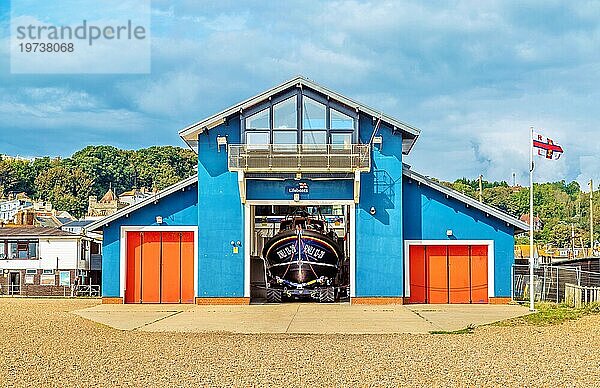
[89,76,527,305]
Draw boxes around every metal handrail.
[228,144,371,173]
[74,284,101,297]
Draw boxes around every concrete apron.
[73,303,530,334]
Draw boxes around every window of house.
[302,97,326,130]
[246,132,270,150]
[302,131,327,151]
[42,269,54,275]
[2,240,39,259]
[330,109,354,130]
[273,131,297,152]
[331,133,352,150]
[273,96,297,129]
[25,269,37,275]
[8,242,18,259]
[245,108,270,130]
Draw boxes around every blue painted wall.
[197,116,245,297]
[355,115,405,296]
[402,178,516,297]
[101,184,198,297]
[246,179,354,201]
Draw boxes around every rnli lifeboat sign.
[285,182,309,195]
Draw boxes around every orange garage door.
[125,231,194,304]
[409,244,488,304]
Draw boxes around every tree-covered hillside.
[443,177,599,248]
[0,145,197,217]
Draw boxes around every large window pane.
[273,131,297,152]
[8,242,17,259]
[331,133,352,150]
[246,132,269,150]
[330,109,354,129]
[302,131,327,152]
[273,97,297,129]
[29,242,38,259]
[302,97,326,129]
[245,108,270,130]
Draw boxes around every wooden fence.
[564,283,600,308]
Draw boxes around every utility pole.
[591,179,594,251]
[478,174,483,202]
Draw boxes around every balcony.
[227,144,371,173]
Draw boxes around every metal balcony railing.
[228,144,371,173]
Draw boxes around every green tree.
[35,162,94,217]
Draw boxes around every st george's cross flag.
[533,132,564,160]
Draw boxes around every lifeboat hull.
[263,229,342,286]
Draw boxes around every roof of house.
[62,220,96,228]
[35,216,62,228]
[179,75,421,155]
[0,226,79,238]
[86,174,199,232]
[99,188,117,203]
[402,165,530,232]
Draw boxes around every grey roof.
[86,174,198,232]
[0,226,78,238]
[62,220,95,228]
[179,76,421,155]
[402,165,530,232]
[56,217,73,225]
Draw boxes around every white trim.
[403,239,495,299]
[403,167,529,232]
[246,199,355,206]
[244,203,251,298]
[349,203,356,297]
[179,76,420,151]
[119,226,199,300]
[87,175,198,232]
[244,200,356,299]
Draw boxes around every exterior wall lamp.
[369,206,376,215]
[216,135,227,152]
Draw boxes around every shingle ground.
[1,299,599,387]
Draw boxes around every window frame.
[1,239,39,259]
[241,88,358,147]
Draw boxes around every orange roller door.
[125,230,194,304]
[125,232,142,303]
[180,232,195,303]
[409,245,426,303]
[427,246,448,304]
[470,245,489,303]
[141,232,161,303]
[448,245,470,303]
[161,232,182,303]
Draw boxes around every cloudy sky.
[1,1,599,188]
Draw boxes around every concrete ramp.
[74,303,530,334]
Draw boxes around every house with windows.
[89,76,528,305]
[0,227,101,296]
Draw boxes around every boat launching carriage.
[262,209,346,302]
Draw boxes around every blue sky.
[1,1,599,188]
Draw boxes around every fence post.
[556,268,559,303]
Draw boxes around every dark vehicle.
[262,209,345,302]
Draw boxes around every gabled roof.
[402,165,529,232]
[86,174,198,232]
[179,76,421,155]
[99,188,117,203]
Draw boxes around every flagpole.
[529,126,535,312]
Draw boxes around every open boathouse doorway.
[245,201,355,304]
